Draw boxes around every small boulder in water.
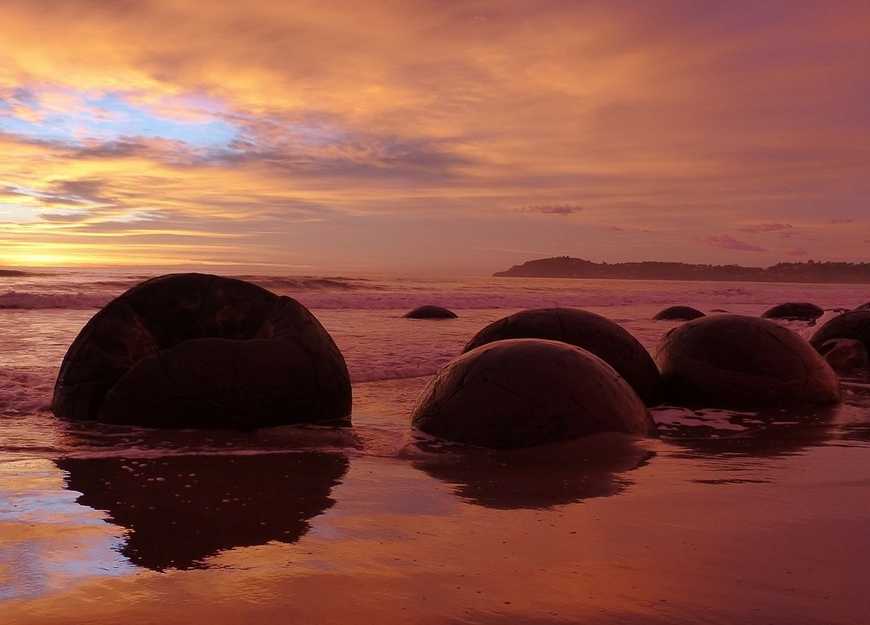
[653,306,705,321]
[816,338,869,376]
[810,309,870,355]
[52,273,352,429]
[761,302,824,321]
[403,305,458,319]
[655,314,840,408]
[463,307,663,406]
[410,338,657,450]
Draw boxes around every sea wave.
[0,291,112,310]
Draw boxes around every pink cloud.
[784,247,808,256]
[698,235,766,252]
[522,204,585,215]
[600,225,623,231]
[736,223,792,233]
[829,218,853,224]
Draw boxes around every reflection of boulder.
[655,314,840,408]
[653,306,704,321]
[411,339,657,450]
[58,451,348,571]
[52,273,351,428]
[761,302,824,321]
[463,307,663,405]
[411,435,654,509]
[810,309,870,355]
[403,305,458,319]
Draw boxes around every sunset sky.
[1,0,868,274]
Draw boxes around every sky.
[0,0,868,275]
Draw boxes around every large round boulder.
[410,338,657,450]
[810,309,870,354]
[761,302,824,321]
[653,306,705,321]
[52,273,352,429]
[655,314,840,408]
[462,307,663,406]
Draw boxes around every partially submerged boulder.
[816,338,869,376]
[810,309,870,354]
[52,273,352,428]
[462,307,663,406]
[653,306,705,321]
[411,338,657,450]
[403,305,458,319]
[655,314,840,408]
[761,302,824,321]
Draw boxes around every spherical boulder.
[410,338,657,450]
[403,305,458,319]
[810,309,870,354]
[462,307,663,406]
[52,273,352,429]
[761,302,824,321]
[655,314,840,408]
[653,306,705,321]
[816,338,869,376]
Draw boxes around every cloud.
[736,223,793,233]
[0,2,869,270]
[698,235,766,252]
[828,218,853,224]
[522,204,585,215]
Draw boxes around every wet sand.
[2,376,869,625]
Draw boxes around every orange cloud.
[0,1,868,272]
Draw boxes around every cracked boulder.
[462,307,664,406]
[655,314,840,408]
[52,273,352,429]
[410,338,657,450]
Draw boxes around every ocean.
[1,268,869,624]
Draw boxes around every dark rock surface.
[462,307,663,406]
[52,273,352,428]
[816,338,869,376]
[655,314,840,408]
[761,302,824,321]
[653,306,705,321]
[403,305,458,319]
[411,338,657,450]
[810,309,870,355]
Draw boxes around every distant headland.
[494,257,870,284]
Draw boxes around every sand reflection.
[57,451,349,571]
[409,433,654,509]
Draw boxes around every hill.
[493,257,870,284]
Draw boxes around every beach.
[1,270,869,624]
